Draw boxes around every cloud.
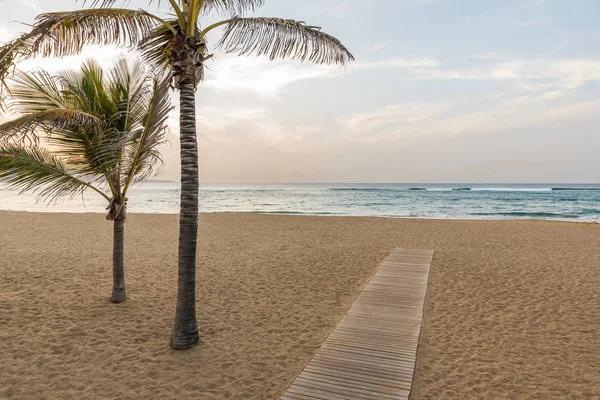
[166,104,267,136]
[203,56,339,96]
[340,103,449,133]
[487,59,600,87]
[335,55,600,142]
[354,57,440,69]
[406,58,600,84]
[196,106,268,139]
[203,53,600,101]
[203,55,440,96]
[19,0,43,13]
[368,41,392,52]
[182,105,323,153]
[18,46,130,72]
[383,57,600,110]
[432,100,600,137]
[299,0,364,18]
[337,96,600,143]
[0,25,16,42]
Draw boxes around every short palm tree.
[0,58,171,303]
[0,0,354,349]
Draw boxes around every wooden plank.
[293,375,408,400]
[303,364,413,390]
[281,248,434,400]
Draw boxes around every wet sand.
[1,211,599,399]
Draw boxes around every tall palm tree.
[0,58,171,303]
[0,0,354,350]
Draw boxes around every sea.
[1,182,599,222]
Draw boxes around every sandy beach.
[1,211,599,399]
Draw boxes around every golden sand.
[1,211,599,399]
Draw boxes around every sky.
[1,0,599,183]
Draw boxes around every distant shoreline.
[0,210,597,224]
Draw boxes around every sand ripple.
[1,212,599,399]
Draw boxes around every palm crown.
[0,0,354,103]
[0,58,171,219]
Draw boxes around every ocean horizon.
[1,182,599,222]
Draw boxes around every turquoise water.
[1,182,599,222]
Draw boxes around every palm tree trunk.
[111,217,127,303]
[170,77,200,350]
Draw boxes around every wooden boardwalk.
[281,248,434,400]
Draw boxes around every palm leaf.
[27,8,159,58]
[201,0,266,16]
[122,75,171,192]
[0,36,35,111]
[140,19,186,71]
[106,57,153,132]
[63,60,122,122]
[3,69,101,143]
[47,62,122,178]
[80,0,160,8]
[216,17,355,65]
[0,109,100,142]
[0,144,109,203]
[9,69,70,114]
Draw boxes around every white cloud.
[197,106,267,133]
[337,97,600,143]
[340,103,449,133]
[368,41,392,52]
[190,105,320,152]
[203,56,339,96]
[504,90,565,106]
[432,100,600,137]
[336,55,600,141]
[19,0,43,13]
[18,46,130,72]
[203,53,600,102]
[0,25,16,42]
[490,59,600,87]
[409,58,600,88]
[354,57,440,70]
[300,0,364,18]
[204,55,440,96]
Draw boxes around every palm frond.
[0,144,109,203]
[80,0,120,7]
[140,19,183,71]
[27,8,159,58]
[216,17,355,65]
[80,0,161,8]
[0,109,100,142]
[9,69,69,114]
[201,0,266,16]
[106,57,152,132]
[62,59,123,122]
[0,36,35,111]
[122,75,171,192]
[47,126,124,180]
[3,69,99,143]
